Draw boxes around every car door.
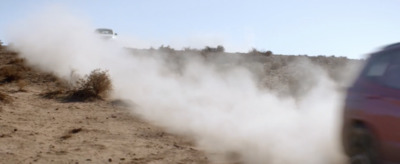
[361,49,400,161]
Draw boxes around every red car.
[342,43,400,164]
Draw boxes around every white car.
[95,28,117,40]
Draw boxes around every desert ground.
[0,49,209,164]
[0,45,361,164]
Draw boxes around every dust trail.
[7,6,350,164]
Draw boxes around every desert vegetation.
[66,69,112,101]
[0,49,27,84]
[127,45,362,99]
[1,45,362,102]
[248,48,273,56]
[40,69,112,102]
[0,47,112,102]
[0,91,12,103]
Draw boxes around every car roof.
[382,42,400,51]
[364,42,400,61]
[95,28,113,32]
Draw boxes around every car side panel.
[346,80,400,162]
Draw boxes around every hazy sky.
[1,0,400,58]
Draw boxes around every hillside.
[0,45,363,163]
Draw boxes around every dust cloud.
[7,6,351,164]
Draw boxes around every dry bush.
[0,65,23,83]
[7,58,30,71]
[39,69,112,101]
[17,80,28,91]
[67,69,112,101]
[8,58,25,65]
[264,50,273,56]
[201,45,225,58]
[202,45,225,53]
[78,69,112,96]
[248,48,273,56]
[270,61,282,70]
[158,45,175,54]
[0,92,12,103]
[0,55,28,84]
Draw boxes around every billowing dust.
[6,6,360,164]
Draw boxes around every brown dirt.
[0,51,209,163]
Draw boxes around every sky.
[1,0,400,59]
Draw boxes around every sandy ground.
[0,52,209,164]
[0,84,209,164]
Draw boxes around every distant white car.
[95,28,117,40]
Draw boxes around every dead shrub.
[0,65,22,83]
[8,58,25,65]
[6,57,30,72]
[67,69,112,101]
[264,50,273,56]
[248,48,273,56]
[17,80,27,91]
[270,62,282,70]
[0,92,12,103]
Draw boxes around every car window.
[382,54,400,88]
[365,53,391,77]
[367,62,389,76]
[364,50,400,89]
[96,29,113,34]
